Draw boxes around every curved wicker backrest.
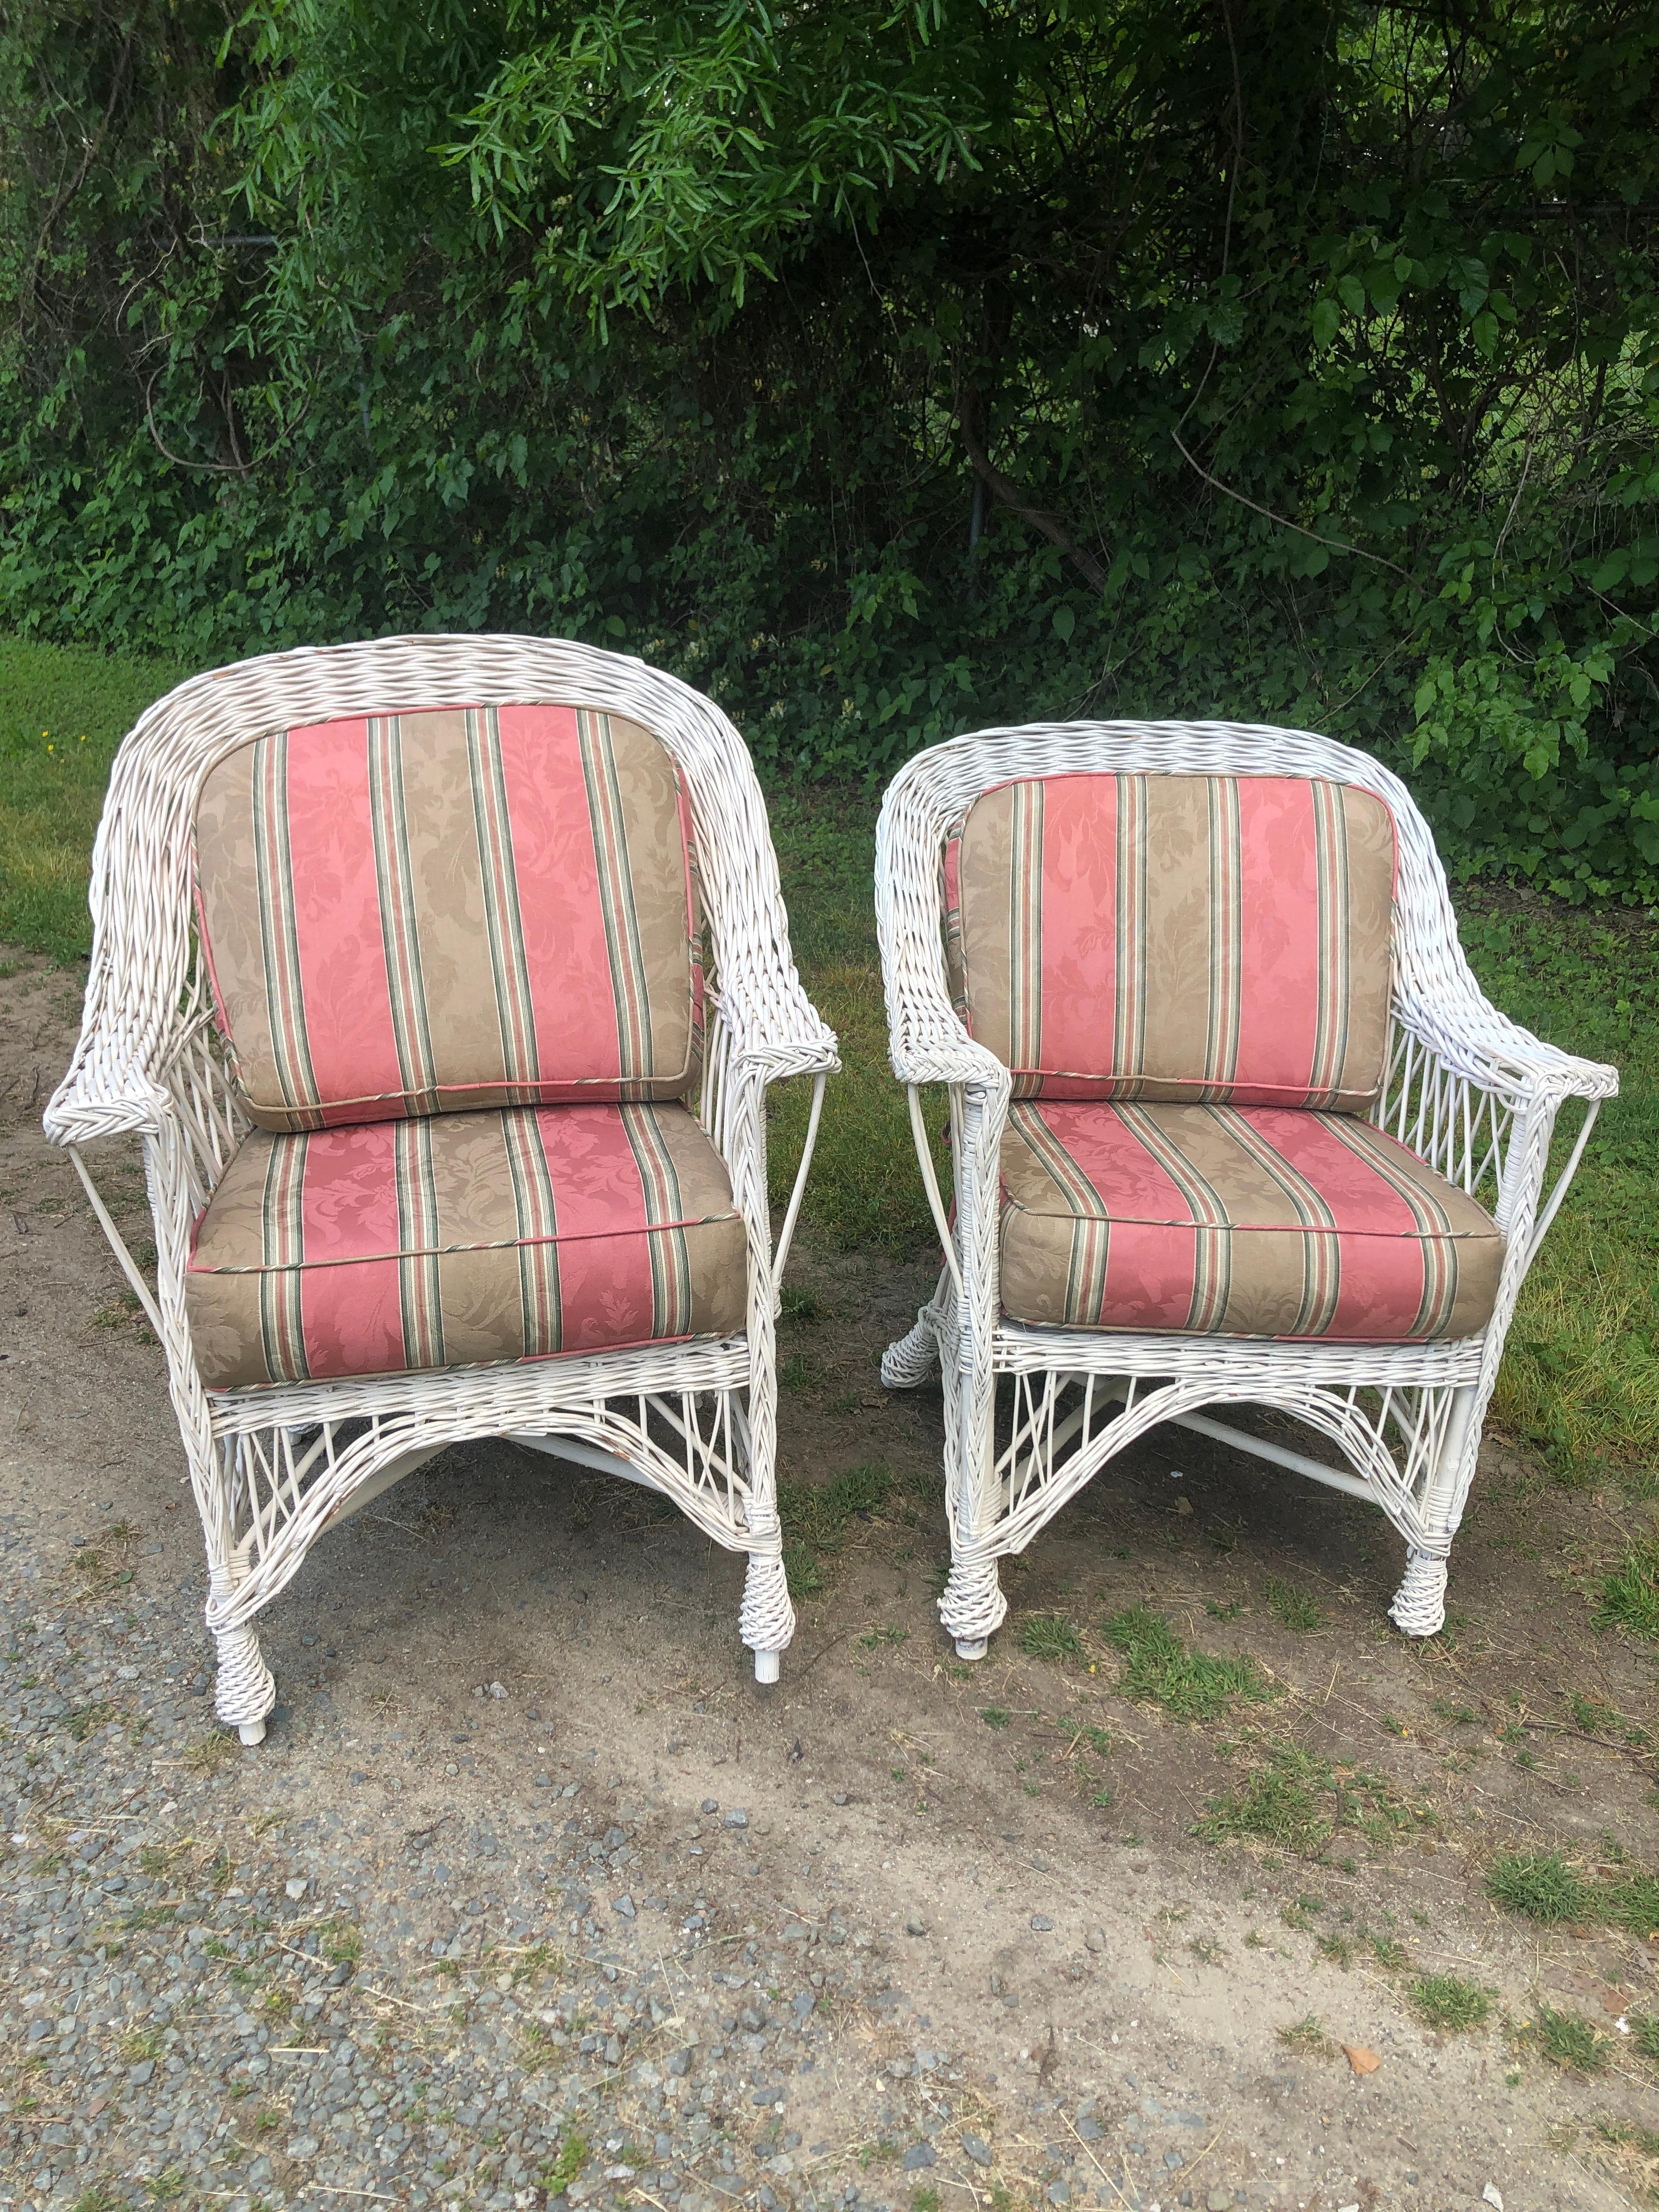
[876,719,1484,1069]
[56,635,808,1136]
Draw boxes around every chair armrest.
[43,1048,172,1146]
[1391,978,1618,1107]
[713,985,840,1087]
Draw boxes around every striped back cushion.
[944,773,1397,1109]
[194,705,703,1132]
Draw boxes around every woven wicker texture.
[875,723,1616,1651]
[44,635,838,1735]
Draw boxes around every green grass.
[776,1461,895,1597]
[1263,1577,1327,1633]
[1529,2001,1608,2074]
[4,634,1657,1492]
[1277,2013,1333,2057]
[1594,1528,1659,1644]
[0,634,189,956]
[1632,2014,1659,2062]
[1019,1612,1086,1663]
[1195,1743,1333,1854]
[1483,1850,1593,1923]
[1102,1604,1275,1722]
[1408,1974,1492,2033]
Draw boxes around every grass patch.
[1196,1744,1332,1854]
[1408,1974,1491,2033]
[1019,1613,1085,1663]
[1485,1850,1592,1923]
[1529,2001,1609,2074]
[1594,1528,1659,1644]
[1263,1578,1326,1633]
[776,1461,895,1598]
[59,1701,114,1742]
[1102,1605,1274,1722]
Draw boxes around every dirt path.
[2,955,1656,2212]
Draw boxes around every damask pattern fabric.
[998,1101,1500,1341]
[184,1102,746,1391]
[194,704,703,1132]
[944,773,1397,1109]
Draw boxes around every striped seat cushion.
[1000,1101,1501,1341]
[194,705,703,1132]
[945,774,1397,1109]
[184,1102,746,1391]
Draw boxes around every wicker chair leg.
[939,1555,1006,1660]
[207,1557,277,1743]
[881,1307,941,1389]
[740,1549,794,1683]
[1389,1549,1449,1637]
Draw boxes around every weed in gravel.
[1263,1578,1326,1632]
[1316,1933,1354,1968]
[779,1283,823,1323]
[1602,1874,1659,1937]
[144,2168,186,2201]
[1197,1745,1331,1854]
[1594,1530,1659,1643]
[60,1700,113,1741]
[1409,1974,1491,2032]
[1432,1698,1479,1724]
[979,1706,1011,1729]
[1277,2013,1333,2056]
[1370,1935,1407,1969]
[1631,2015,1659,2061]
[912,2191,941,2212]
[318,1916,361,1966]
[121,2028,162,2063]
[184,1731,238,1775]
[71,2188,121,2212]
[1102,1605,1273,1721]
[1485,1850,1592,1922]
[1020,1614,1085,1663]
[1531,2001,1609,2072]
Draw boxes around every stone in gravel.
[1207,2193,1232,2210]
[128,2058,155,2085]
[724,1808,749,1829]
[1046,2187,1069,2206]
[1030,1913,1053,1931]
[901,2145,937,2170]
[962,2136,992,2168]
[701,1798,719,1814]
[614,1894,636,1918]
[753,2085,784,2105]
[285,1877,308,1899]
[288,2135,320,2159]
[1085,1926,1107,1953]
[904,1916,928,1936]
[832,1792,848,1805]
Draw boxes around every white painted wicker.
[874,721,1617,1653]
[44,634,838,1739]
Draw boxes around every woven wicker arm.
[44,635,836,1735]
[876,717,1618,1654]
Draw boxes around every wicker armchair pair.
[45,636,1615,1740]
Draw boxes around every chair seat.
[999,1101,1502,1341]
[185,1102,747,1390]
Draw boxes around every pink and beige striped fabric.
[944,774,1397,1109]
[184,1102,747,1391]
[999,1101,1500,1341]
[194,705,704,1132]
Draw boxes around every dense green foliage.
[3,1,1657,893]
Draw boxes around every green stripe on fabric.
[256,1128,310,1383]
[1308,781,1353,1103]
[394,1117,444,1370]
[466,706,542,1101]
[1006,1105,1110,1325]
[1322,1116,1460,1337]
[622,1103,692,1337]
[251,731,322,1125]
[1202,777,1243,1099]
[368,715,440,1115]
[504,1109,562,1356]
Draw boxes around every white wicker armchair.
[44,635,837,1740]
[876,721,1616,1654]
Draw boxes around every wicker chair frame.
[874,721,1617,1655]
[44,635,838,1740]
